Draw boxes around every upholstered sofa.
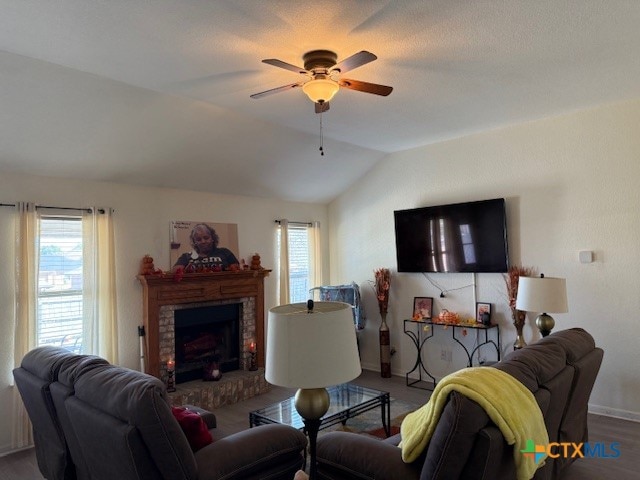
[316,328,603,480]
[13,346,308,480]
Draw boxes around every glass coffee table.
[249,383,391,437]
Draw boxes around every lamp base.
[535,313,555,337]
[294,388,330,420]
[295,388,329,480]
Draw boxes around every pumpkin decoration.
[250,253,262,270]
[140,255,156,275]
[438,309,460,325]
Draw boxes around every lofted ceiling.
[1,1,640,203]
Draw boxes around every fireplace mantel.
[137,270,270,379]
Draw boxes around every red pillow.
[171,406,213,452]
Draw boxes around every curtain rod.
[0,203,102,213]
[274,220,313,227]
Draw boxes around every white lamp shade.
[302,79,339,103]
[516,276,568,313]
[266,301,362,389]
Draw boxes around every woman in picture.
[171,223,239,272]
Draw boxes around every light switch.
[579,250,594,264]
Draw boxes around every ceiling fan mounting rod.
[303,50,338,71]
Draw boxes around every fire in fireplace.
[174,303,240,383]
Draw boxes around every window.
[277,221,321,304]
[37,216,84,353]
[287,226,310,303]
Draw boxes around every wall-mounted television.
[394,198,509,273]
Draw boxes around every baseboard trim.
[588,404,640,423]
[360,361,409,378]
[359,361,380,373]
[0,445,33,458]
[360,362,448,385]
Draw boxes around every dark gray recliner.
[50,354,110,480]
[12,346,82,480]
[316,328,603,480]
[15,346,308,480]
[64,362,308,480]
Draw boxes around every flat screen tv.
[394,198,509,273]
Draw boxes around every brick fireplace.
[137,270,270,379]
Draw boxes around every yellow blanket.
[400,367,548,480]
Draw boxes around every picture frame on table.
[413,297,434,320]
[476,302,491,325]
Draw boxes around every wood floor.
[1,369,638,479]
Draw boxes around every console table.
[404,319,501,390]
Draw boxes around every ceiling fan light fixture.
[302,78,339,104]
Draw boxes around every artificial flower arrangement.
[373,268,391,314]
[504,265,537,339]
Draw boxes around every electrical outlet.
[441,348,452,362]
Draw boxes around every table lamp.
[266,300,361,480]
[516,274,568,337]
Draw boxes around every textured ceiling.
[1,1,640,203]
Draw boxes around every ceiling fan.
[250,50,393,113]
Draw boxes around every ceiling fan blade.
[250,82,303,99]
[262,58,308,75]
[338,78,393,96]
[331,51,377,74]
[315,102,330,114]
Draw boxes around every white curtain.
[309,221,322,288]
[10,204,118,449]
[11,202,37,449]
[278,219,290,305]
[83,208,119,363]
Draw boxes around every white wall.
[0,171,328,454]
[2,98,639,455]
[328,98,640,421]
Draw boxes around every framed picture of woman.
[170,220,240,272]
[476,302,492,325]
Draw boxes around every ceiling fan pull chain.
[319,109,324,156]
